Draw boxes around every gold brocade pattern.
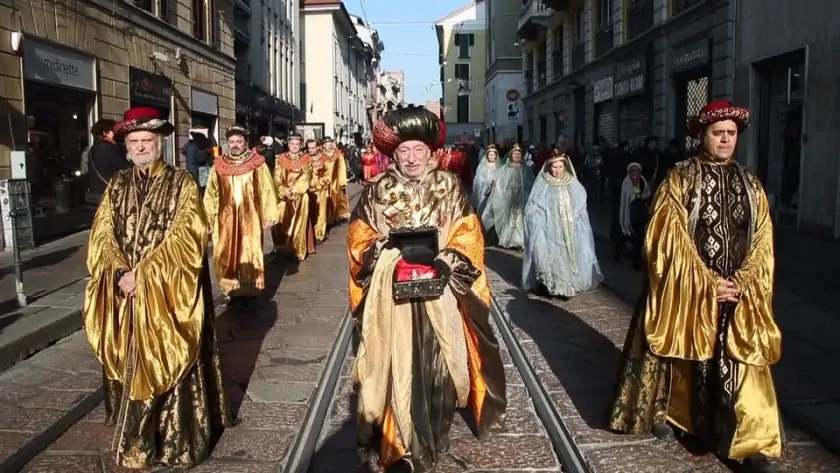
[309,154,331,241]
[204,162,279,296]
[608,157,782,460]
[326,150,350,221]
[273,153,314,260]
[83,161,230,468]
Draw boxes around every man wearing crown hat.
[609,100,782,472]
[272,132,315,261]
[82,107,230,468]
[321,136,351,225]
[203,125,278,300]
[305,138,331,243]
[347,106,506,473]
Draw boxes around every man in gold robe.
[306,138,331,244]
[608,100,782,473]
[323,137,350,225]
[83,106,230,469]
[204,125,278,299]
[272,132,315,261]
[348,107,507,473]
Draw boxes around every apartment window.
[135,0,152,13]
[192,0,206,40]
[192,0,218,44]
[455,33,474,59]
[574,9,585,45]
[159,0,176,24]
[598,0,611,27]
[456,95,469,123]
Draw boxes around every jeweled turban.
[687,100,750,139]
[372,106,445,157]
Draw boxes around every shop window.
[457,95,470,123]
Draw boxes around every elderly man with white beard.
[82,106,231,469]
[203,125,278,301]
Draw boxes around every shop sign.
[592,75,613,104]
[671,38,709,74]
[129,68,171,109]
[22,39,95,92]
[614,55,646,99]
[191,89,218,115]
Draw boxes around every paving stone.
[585,444,690,473]
[50,420,113,454]
[0,431,31,461]
[21,453,103,473]
[0,405,65,434]
[234,401,308,431]
[212,429,293,462]
[190,460,281,473]
[449,434,559,469]
[246,380,314,404]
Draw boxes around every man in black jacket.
[86,119,129,206]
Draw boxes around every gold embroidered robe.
[347,168,507,471]
[83,160,230,468]
[326,150,350,223]
[309,153,331,242]
[608,155,782,460]
[203,151,279,297]
[272,152,315,261]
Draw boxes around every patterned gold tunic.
[325,150,350,223]
[204,151,279,296]
[608,154,782,460]
[309,153,331,242]
[272,152,315,261]
[83,160,230,468]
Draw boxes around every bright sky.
[342,0,468,104]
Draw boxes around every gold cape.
[204,158,279,296]
[326,150,350,222]
[272,152,315,261]
[347,168,506,469]
[309,153,331,242]
[83,160,209,401]
[608,157,783,460]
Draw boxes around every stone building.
[485,0,526,145]
[0,0,235,242]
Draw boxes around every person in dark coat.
[86,118,130,206]
[614,162,651,269]
[183,132,213,192]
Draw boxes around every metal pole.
[8,209,27,307]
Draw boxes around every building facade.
[425,100,443,118]
[485,0,526,145]
[520,0,733,150]
[351,16,384,137]
[0,0,235,244]
[436,1,487,145]
[300,0,375,143]
[234,0,302,138]
[376,70,406,112]
[733,0,840,238]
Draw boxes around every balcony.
[672,0,705,16]
[627,0,654,40]
[234,0,250,14]
[571,43,585,71]
[551,50,563,80]
[594,25,613,58]
[517,0,553,42]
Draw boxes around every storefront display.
[614,51,651,143]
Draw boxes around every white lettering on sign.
[614,74,645,97]
[674,49,703,68]
[43,57,80,77]
[592,76,613,103]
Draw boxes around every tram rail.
[282,292,591,473]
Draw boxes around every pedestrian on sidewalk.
[348,106,506,473]
[613,162,651,270]
[85,118,130,207]
[608,100,782,473]
[83,106,231,469]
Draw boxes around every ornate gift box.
[389,226,446,301]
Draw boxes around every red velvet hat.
[113,106,175,137]
[687,100,750,139]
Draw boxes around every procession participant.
[273,132,315,261]
[471,144,500,230]
[323,136,350,224]
[348,106,506,473]
[83,106,230,469]
[361,142,380,183]
[608,100,782,473]
[614,162,651,269]
[482,143,535,250]
[203,125,278,299]
[306,138,331,243]
[522,150,602,298]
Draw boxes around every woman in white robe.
[483,143,534,249]
[471,145,501,228]
[522,151,603,298]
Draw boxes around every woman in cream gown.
[482,143,534,249]
[471,144,501,230]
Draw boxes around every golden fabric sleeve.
[202,168,220,230]
[727,180,782,366]
[256,163,280,225]
[130,177,209,401]
[643,170,720,362]
[273,164,288,199]
[441,213,491,306]
[291,166,313,196]
[335,154,348,188]
[83,188,131,385]
[347,218,384,312]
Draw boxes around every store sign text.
[592,76,613,104]
[22,39,95,92]
[614,75,645,98]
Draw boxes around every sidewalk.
[588,209,840,456]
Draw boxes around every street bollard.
[7,209,27,307]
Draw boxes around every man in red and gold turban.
[347,106,506,473]
[609,100,782,473]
